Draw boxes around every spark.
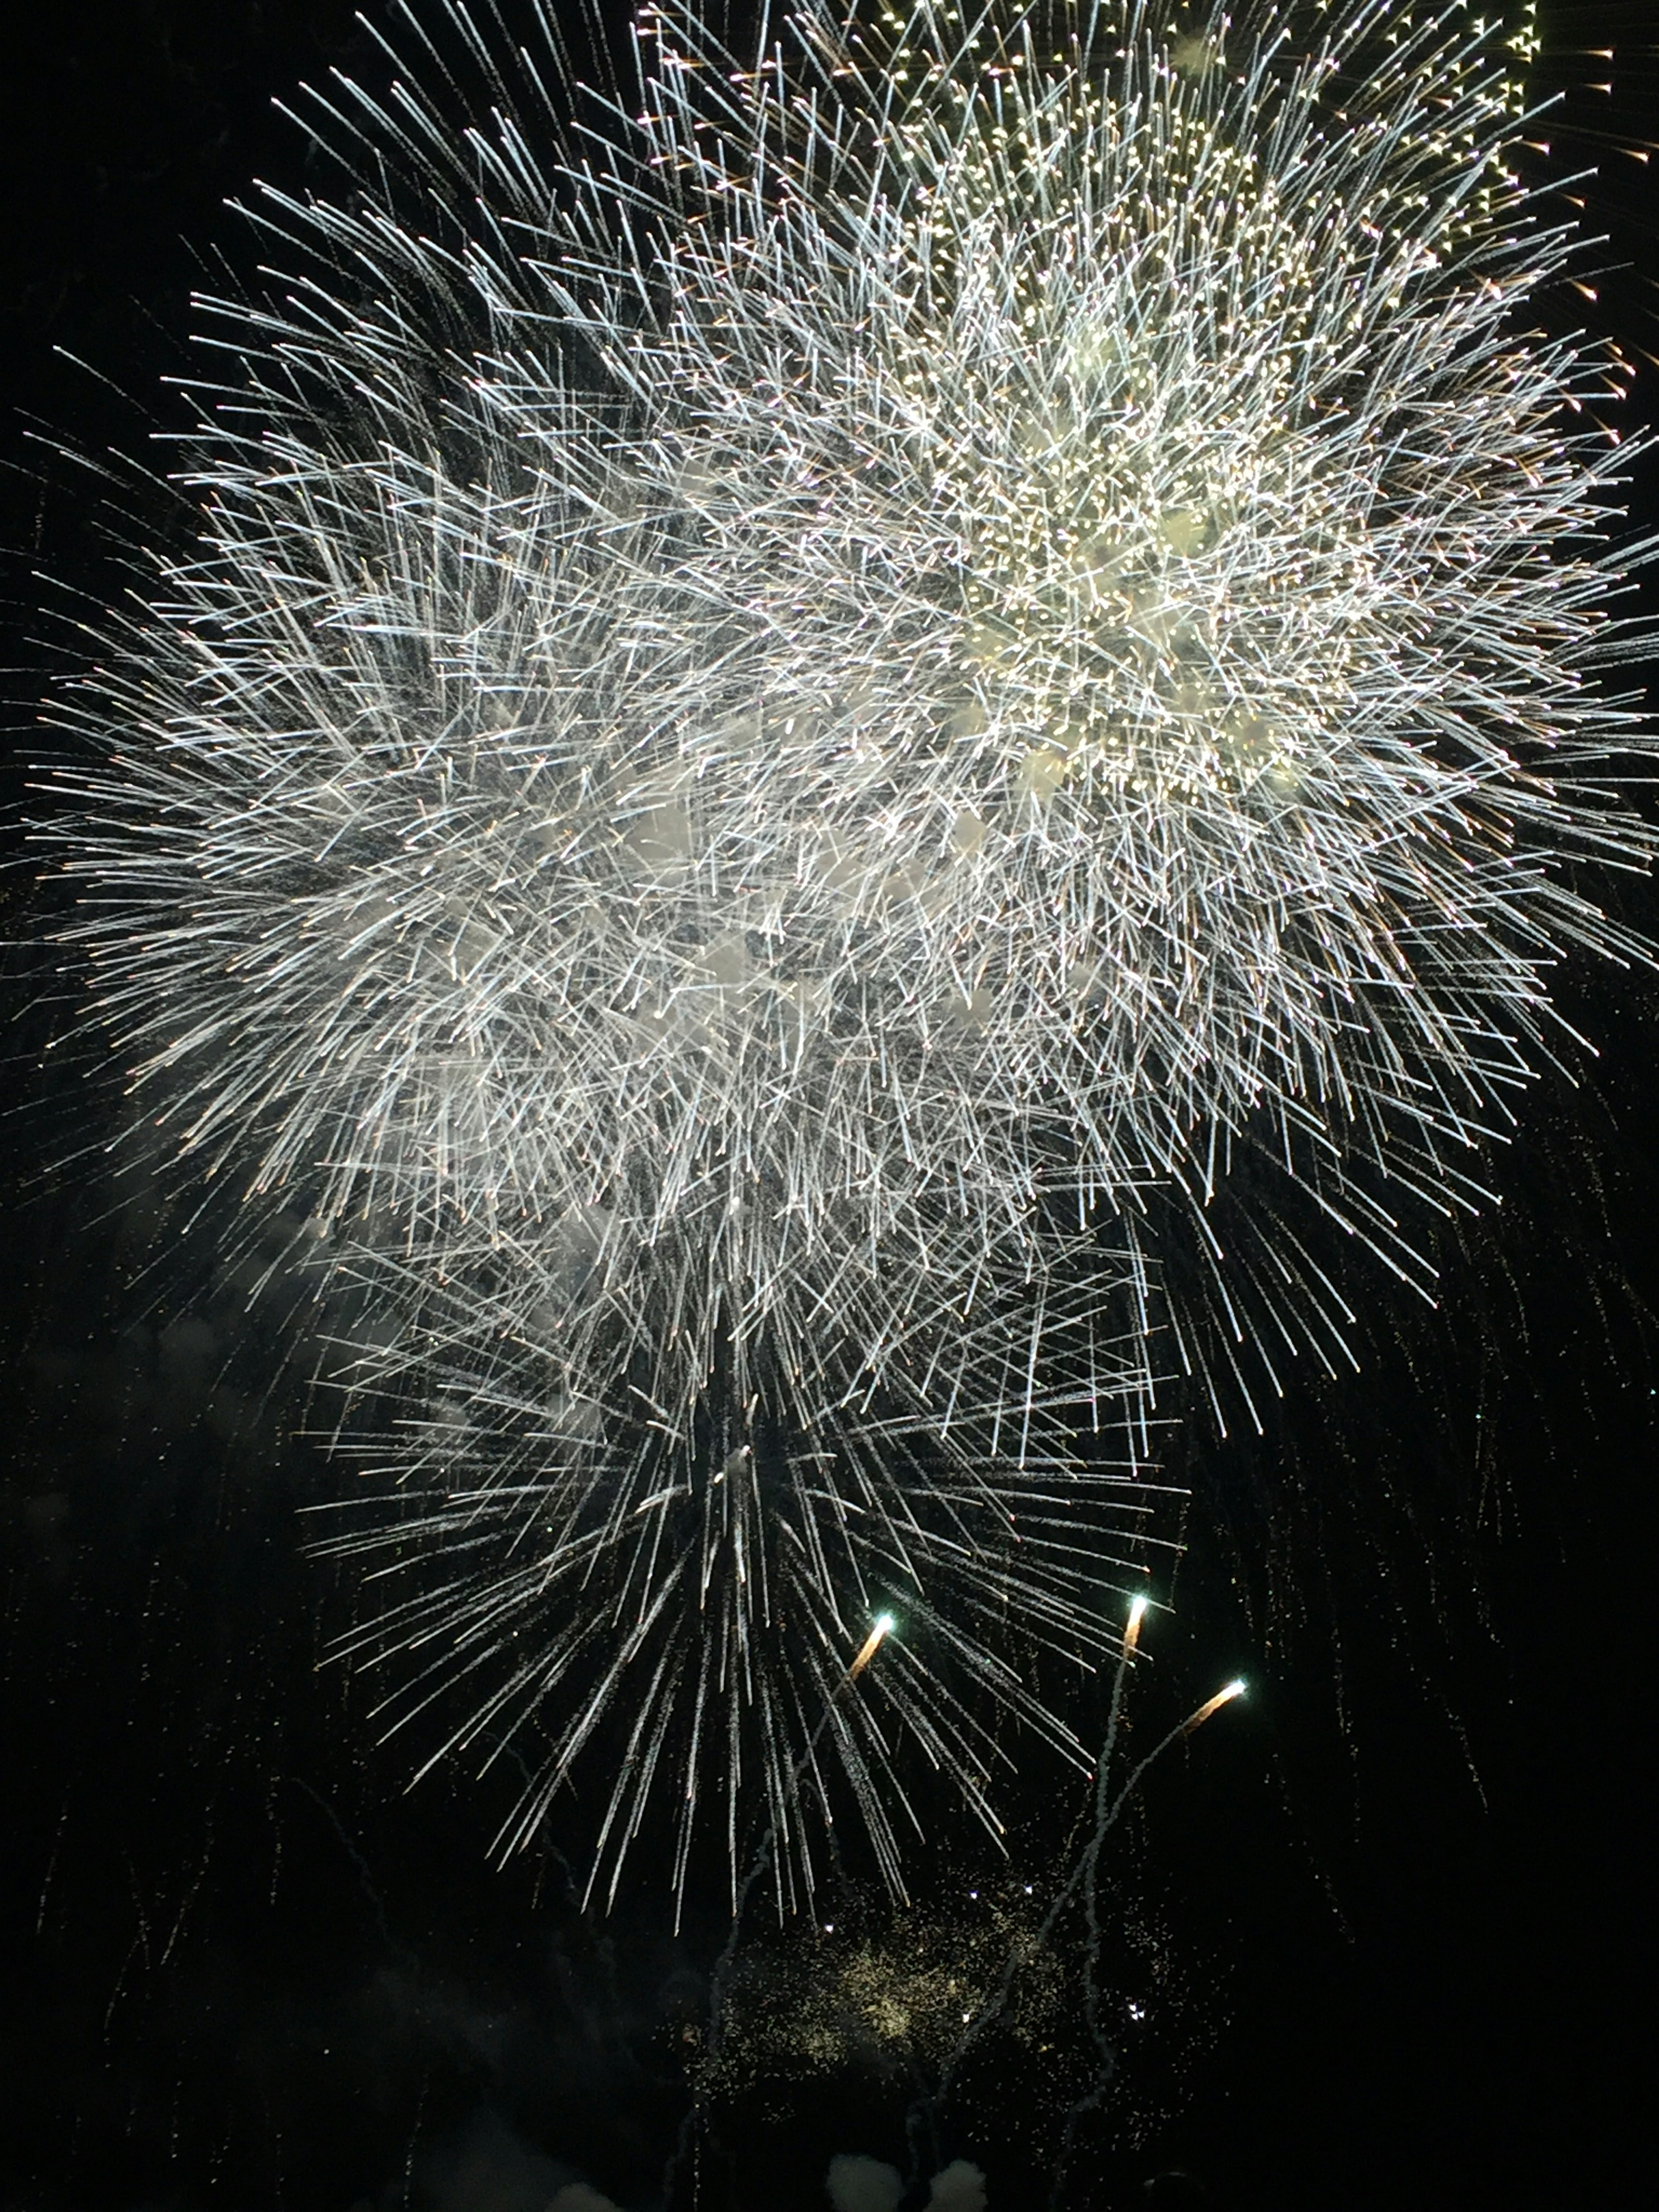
[1180,1679,1249,1736]
[846,1614,897,1683]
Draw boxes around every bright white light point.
[1182,1678,1249,1736]
[845,1612,896,1682]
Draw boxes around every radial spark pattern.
[36,0,1656,1899]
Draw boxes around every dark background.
[2,4,1657,2208]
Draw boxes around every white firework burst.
[33,0,1655,1900]
[318,1216,1159,1906]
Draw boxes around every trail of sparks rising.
[1179,1679,1249,1736]
[34,0,1656,1904]
[846,1615,898,1685]
[893,1596,1243,2196]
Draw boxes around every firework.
[317,1215,1160,1908]
[33,0,1655,1897]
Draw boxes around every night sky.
[3,6,1657,2209]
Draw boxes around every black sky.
[3,6,1658,2209]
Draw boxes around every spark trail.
[32,0,1656,1901]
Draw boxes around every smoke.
[826,2156,906,2212]
[548,2187,627,2212]
[826,2152,989,2212]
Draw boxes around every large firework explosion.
[32,0,1656,1902]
